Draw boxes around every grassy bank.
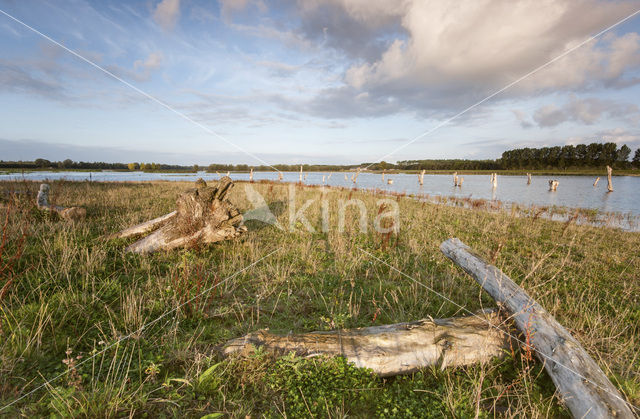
[0,180,638,417]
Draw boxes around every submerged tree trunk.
[440,238,634,419]
[36,184,86,221]
[222,310,511,376]
[113,177,246,253]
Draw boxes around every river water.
[1,170,638,218]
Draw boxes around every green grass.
[0,179,638,417]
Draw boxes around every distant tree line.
[2,144,639,173]
[390,159,501,171]
[500,143,636,169]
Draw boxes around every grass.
[0,179,638,417]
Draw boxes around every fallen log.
[37,184,86,221]
[222,309,511,376]
[113,177,246,253]
[440,238,634,419]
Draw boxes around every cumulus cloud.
[532,96,640,127]
[153,0,180,30]
[293,0,640,118]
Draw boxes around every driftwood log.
[37,184,86,221]
[113,177,246,253]
[440,238,634,419]
[223,310,511,376]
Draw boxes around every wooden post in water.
[299,165,303,182]
[548,180,559,191]
[352,168,361,184]
[419,169,425,185]
[458,177,463,187]
[453,172,458,186]
[249,168,254,182]
[527,173,531,185]
[606,166,613,192]
[491,173,497,189]
[278,171,283,181]
[440,238,635,419]
[382,170,385,182]
[593,177,600,187]
[327,173,332,181]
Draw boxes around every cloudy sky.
[1,0,640,165]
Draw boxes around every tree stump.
[606,166,613,192]
[113,177,246,253]
[36,184,86,221]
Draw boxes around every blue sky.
[1,0,640,165]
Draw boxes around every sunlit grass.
[0,179,638,417]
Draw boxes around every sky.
[1,0,640,166]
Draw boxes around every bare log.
[114,177,246,254]
[607,166,613,192]
[593,177,600,187]
[223,310,511,376]
[440,238,634,419]
[527,173,532,185]
[36,184,86,221]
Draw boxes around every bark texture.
[440,238,634,419]
[222,310,511,376]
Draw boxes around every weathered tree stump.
[527,173,532,185]
[36,184,86,221]
[606,166,613,192]
[113,177,246,253]
[222,309,511,376]
[419,169,425,185]
[548,180,559,191]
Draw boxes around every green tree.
[34,158,51,168]
[633,148,640,168]
[127,162,140,171]
[616,144,631,167]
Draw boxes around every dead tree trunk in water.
[527,173,531,185]
[37,184,86,221]
[593,177,600,187]
[113,177,246,253]
[440,238,634,419]
[223,310,511,376]
[607,166,613,192]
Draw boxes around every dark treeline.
[2,143,639,173]
[0,159,195,172]
[391,159,500,171]
[501,143,637,169]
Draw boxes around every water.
[1,170,638,217]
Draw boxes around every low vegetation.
[0,179,638,417]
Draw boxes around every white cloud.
[153,0,181,31]
[341,0,640,94]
